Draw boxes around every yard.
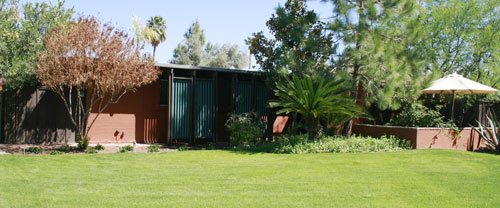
[0,150,499,207]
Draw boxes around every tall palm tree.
[269,75,367,139]
[145,16,167,59]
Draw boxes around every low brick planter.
[352,124,485,151]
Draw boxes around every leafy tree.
[325,0,428,110]
[0,0,73,90]
[203,43,248,69]
[246,0,334,83]
[269,74,366,139]
[420,0,500,88]
[172,20,248,69]
[132,15,157,50]
[145,16,167,59]
[171,20,206,66]
[36,16,160,140]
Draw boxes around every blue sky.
[21,0,333,69]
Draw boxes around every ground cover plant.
[242,135,411,154]
[0,150,498,207]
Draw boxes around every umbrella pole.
[451,91,456,120]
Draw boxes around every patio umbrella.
[421,72,498,120]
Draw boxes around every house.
[0,64,278,145]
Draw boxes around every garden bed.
[352,124,486,151]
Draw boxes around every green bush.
[390,103,456,128]
[50,150,64,155]
[77,134,89,150]
[243,135,412,154]
[85,148,98,154]
[118,145,133,153]
[178,145,188,151]
[206,142,216,150]
[94,144,105,151]
[25,147,45,154]
[59,144,73,153]
[148,144,160,152]
[225,112,264,148]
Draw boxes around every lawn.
[0,150,499,207]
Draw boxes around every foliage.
[132,15,157,51]
[419,0,500,92]
[36,16,160,138]
[242,134,411,154]
[324,0,429,110]
[77,135,89,150]
[171,20,248,69]
[148,144,160,152]
[118,145,134,153]
[177,145,188,151]
[50,150,64,155]
[206,142,216,150]
[473,114,500,153]
[85,148,98,154]
[25,146,44,154]
[390,102,456,128]
[269,74,366,139]
[246,0,334,84]
[225,112,264,148]
[94,144,104,151]
[0,0,73,90]
[145,16,167,59]
[59,144,73,153]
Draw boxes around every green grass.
[0,150,499,207]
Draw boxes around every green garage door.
[236,82,252,114]
[195,79,214,138]
[172,79,191,139]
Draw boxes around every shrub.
[50,150,64,155]
[178,145,188,151]
[148,144,160,152]
[118,145,133,153]
[390,103,455,128]
[85,148,98,154]
[243,135,412,154]
[77,134,89,150]
[59,144,73,153]
[94,144,105,151]
[25,147,45,154]
[225,112,263,148]
[206,142,216,150]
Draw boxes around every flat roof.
[155,63,262,74]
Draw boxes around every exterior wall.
[87,81,169,144]
[2,86,76,144]
[352,124,485,151]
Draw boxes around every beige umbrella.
[421,72,498,120]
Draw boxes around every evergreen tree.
[172,21,248,69]
[325,0,429,110]
[246,0,335,82]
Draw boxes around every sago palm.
[269,75,365,139]
[146,16,167,59]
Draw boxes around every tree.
[132,15,157,50]
[246,0,334,82]
[145,16,167,59]
[172,20,248,69]
[36,16,160,143]
[420,0,500,88]
[171,20,205,66]
[0,0,73,90]
[203,43,248,69]
[269,74,365,139]
[325,0,428,110]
